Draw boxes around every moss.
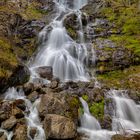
[0,38,18,77]
[67,27,78,40]
[108,35,140,56]
[79,95,105,119]
[97,65,140,90]
[100,1,140,58]
[22,3,43,20]
[82,95,89,101]
[90,100,104,119]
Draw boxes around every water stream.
[78,90,140,140]
[4,87,45,140]
[1,0,140,140]
[29,0,95,82]
[109,90,140,131]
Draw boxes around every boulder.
[37,66,53,80]
[13,99,26,111]
[29,127,37,139]
[44,114,77,139]
[0,101,12,121]
[12,107,24,119]
[23,82,34,95]
[13,124,27,140]
[27,91,39,102]
[38,92,79,123]
[1,116,17,130]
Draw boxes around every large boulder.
[44,114,77,139]
[37,66,53,80]
[12,124,27,140]
[38,92,79,123]
[1,116,17,130]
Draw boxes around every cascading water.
[4,87,45,140]
[79,97,101,130]
[78,97,114,140]
[109,90,140,131]
[29,0,95,82]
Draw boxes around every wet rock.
[13,124,27,140]
[23,83,34,95]
[1,116,17,130]
[37,66,53,80]
[27,91,39,102]
[101,115,112,130]
[44,114,77,139]
[50,78,59,89]
[29,127,37,139]
[112,133,140,140]
[0,101,12,121]
[13,99,26,111]
[12,107,24,119]
[0,132,4,137]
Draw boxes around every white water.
[79,93,140,140]
[0,129,13,140]
[109,90,140,131]
[4,87,45,140]
[79,98,114,140]
[29,0,95,82]
[79,97,101,130]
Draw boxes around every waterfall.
[78,98,114,140]
[79,97,101,130]
[4,87,46,140]
[109,90,140,131]
[29,0,95,82]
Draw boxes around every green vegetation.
[22,2,46,20]
[101,0,140,56]
[90,100,104,119]
[67,27,78,40]
[97,65,140,91]
[0,38,18,77]
[80,95,104,119]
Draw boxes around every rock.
[37,66,53,80]
[38,92,79,123]
[94,39,133,73]
[112,133,140,140]
[0,134,7,140]
[112,47,132,69]
[1,116,17,130]
[0,101,12,121]
[8,64,30,86]
[29,127,37,139]
[50,78,59,89]
[44,114,77,139]
[13,124,27,140]
[101,115,112,130]
[0,132,4,137]
[13,99,26,111]
[23,83,34,95]
[27,91,39,102]
[12,107,24,119]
